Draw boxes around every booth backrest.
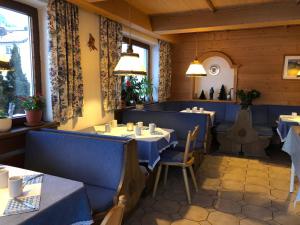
[25,131,126,190]
[41,128,131,142]
[121,110,208,147]
[144,101,240,124]
[250,105,300,127]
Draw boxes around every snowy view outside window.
[0,7,34,115]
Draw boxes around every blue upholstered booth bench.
[24,130,145,218]
[119,109,210,152]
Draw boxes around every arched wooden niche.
[192,51,239,101]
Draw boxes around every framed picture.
[283,56,300,80]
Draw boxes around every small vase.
[25,110,42,126]
[0,118,12,132]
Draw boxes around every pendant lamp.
[185,34,206,77]
[114,7,147,76]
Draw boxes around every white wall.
[59,9,113,130]
[17,1,114,131]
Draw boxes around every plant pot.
[136,104,144,110]
[25,110,42,126]
[0,118,12,132]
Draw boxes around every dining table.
[81,124,178,170]
[277,115,300,142]
[282,126,300,206]
[0,165,93,225]
[180,109,216,126]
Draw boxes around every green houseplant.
[0,110,12,132]
[18,95,45,126]
[236,89,261,109]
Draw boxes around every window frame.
[0,0,41,125]
[122,37,151,78]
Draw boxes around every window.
[122,37,150,81]
[0,0,41,117]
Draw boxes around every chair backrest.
[100,196,126,225]
[183,125,200,163]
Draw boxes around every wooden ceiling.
[124,0,280,15]
[71,0,300,41]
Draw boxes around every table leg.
[290,163,295,193]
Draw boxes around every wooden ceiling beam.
[151,1,300,34]
[205,0,216,12]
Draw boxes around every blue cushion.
[85,185,116,212]
[250,105,269,125]
[253,125,273,137]
[160,150,185,163]
[216,122,234,133]
[25,131,125,191]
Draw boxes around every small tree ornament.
[199,90,207,100]
[218,85,227,100]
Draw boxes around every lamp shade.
[185,58,207,77]
[114,44,147,76]
[0,55,12,71]
[297,70,300,77]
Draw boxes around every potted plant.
[236,89,261,109]
[18,95,45,126]
[0,110,12,132]
[134,77,153,110]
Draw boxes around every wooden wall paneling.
[171,26,300,105]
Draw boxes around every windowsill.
[0,121,59,140]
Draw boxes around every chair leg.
[182,167,191,204]
[164,165,169,186]
[152,164,162,198]
[189,165,198,192]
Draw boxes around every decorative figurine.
[88,33,97,51]
[209,87,214,100]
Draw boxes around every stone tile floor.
[125,155,300,225]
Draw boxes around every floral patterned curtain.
[48,0,83,124]
[47,0,83,123]
[99,16,123,112]
[158,40,172,102]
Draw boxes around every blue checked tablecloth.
[282,126,300,205]
[82,126,178,170]
[0,172,93,225]
[136,129,177,170]
[277,115,300,142]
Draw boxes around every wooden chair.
[100,195,126,225]
[152,126,200,204]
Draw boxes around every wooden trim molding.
[198,51,239,69]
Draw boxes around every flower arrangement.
[236,89,261,109]
[18,95,45,111]
[122,77,153,106]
